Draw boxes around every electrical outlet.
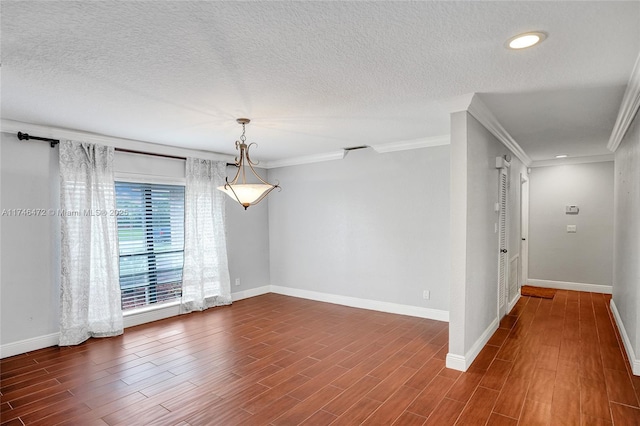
[235,278,241,286]
[423,290,430,300]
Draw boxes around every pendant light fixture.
[217,118,280,210]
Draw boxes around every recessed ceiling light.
[555,154,568,159]
[507,32,547,50]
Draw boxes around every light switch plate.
[567,225,577,233]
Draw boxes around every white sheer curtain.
[181,158,231,313]
[59,141,123,345]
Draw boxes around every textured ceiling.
[1,1,638,162]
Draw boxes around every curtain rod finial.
[17,131,59,148]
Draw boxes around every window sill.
[123,300,180,317]
[123,300,182,328]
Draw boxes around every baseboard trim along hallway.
[610,298,640,375]
[446,317,499,372]
[527,278,612,294]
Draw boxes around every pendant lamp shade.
[217,183,275,209]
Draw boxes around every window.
[115,181,185,310]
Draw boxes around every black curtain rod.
[115,148,236,167]
[115,147,186,160]
[17,132,59,148]
[17,132,235,166]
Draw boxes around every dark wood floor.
[1,291,639,425]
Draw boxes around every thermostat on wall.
[566,205,579,214]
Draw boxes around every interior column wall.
[448,111,525,370]
[612,110,640,370]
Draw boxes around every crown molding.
[439,93,532,166]
[530,154,614,168]
[264,134,450,168]
[0,119,235,162]
[467,95,533,167]
[439,93,476,113]
[608,51,640,152]
[370,135,450,154]
[263,150,346,169]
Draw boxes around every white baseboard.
[446,317,499,372]
[445,353,467,371]
[528,278,612,294]
[270,285,449,322]
[0,307,186,357]
[231,285,271,302]
[1,285,449,358]
[507,292,521,313]
[610,299,640,376]
[0,332,60,359]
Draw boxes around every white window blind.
[115,181,185,310]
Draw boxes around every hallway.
[459,290,640,425]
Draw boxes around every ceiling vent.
[343,145,369,151]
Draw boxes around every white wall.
[528,162,614,288]
[225,173,271,295]
[448,112,524,369]
[448,112,469,358]
[0,131,270,350]
[1,132,61,345]
[267,145,450,314]
[612,110,640,371]
[464,115,515,349]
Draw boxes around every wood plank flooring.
[1,291,639,425]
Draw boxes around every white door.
[498,168,509,318]
[520,175,529,290]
